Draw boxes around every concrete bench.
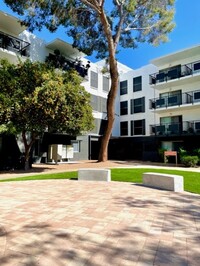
[78,168,111,182]
[143,172,184,192]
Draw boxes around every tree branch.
[113,4,127,46]
[81,0,101,13]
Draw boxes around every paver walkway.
[0,179,200,265]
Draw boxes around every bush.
[181,155,199,167]
[193,149,200,165]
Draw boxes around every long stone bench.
[78,168,111,182]
[143,172,184,192]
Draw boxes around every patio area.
[0,178,200,265]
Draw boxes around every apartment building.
[109,45,200,161]
[0,11,117,167]
[1,10,200,167]
[149,45,200,154]
[108,64,159,161]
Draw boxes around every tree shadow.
[0,184,200,265]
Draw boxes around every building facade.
[0,11,115,167]
[1,10,200,167]
[110,45,200,162]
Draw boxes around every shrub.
[193,148,200,165]
[181,155,199,167]
[179,147,187,157]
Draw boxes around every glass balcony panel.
[156,72,165,82]
[156,98,165,107]
[167,69,179,80]
[194,91,200,101]
[193,62,200,71]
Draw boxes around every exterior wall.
[20,31,49,62]
[0,10,118,162]
[72,135,89,161]
[2,11,200,163]
[150,46,200,135]
[119,64,158,137]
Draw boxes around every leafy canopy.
[4,0,175,58]
[0,59,94,136]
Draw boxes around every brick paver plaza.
[0,163,200,265]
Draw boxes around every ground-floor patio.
[0,177,199,265]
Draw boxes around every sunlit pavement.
[0,179,200,265]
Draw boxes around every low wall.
[143,172,184,192]
[78,169,111,182]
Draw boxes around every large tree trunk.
[98,7,119,162]
[98,59,119,162]
[22,131,36,170]
[98,79,118,161]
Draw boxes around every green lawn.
[0,168,200,194]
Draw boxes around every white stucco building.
[1,10,200,167]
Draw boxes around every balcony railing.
[46,52,90,78]
[149,60,200,85]
[149,90,200,109]
[0,31,30,57]
[150,120,200,136]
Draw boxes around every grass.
[0,171,78,182]
[0,168,199,194]
[111,168,200,194]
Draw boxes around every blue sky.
[1,0,200,69]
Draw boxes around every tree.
[0,59,94,169]
[4,0,175,162]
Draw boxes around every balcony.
[46,52,90,78]
[0,31,30,57]
[149,90,200,110]
[150,120,200,136]
[149,61,200,88]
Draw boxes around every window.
[90,71,98,88]
[90,95,98,111]
[71,140,80,152]
[103,76,110,92]
[160,90,182,107]
[120,101,128,115]
[120,80,128,95]
[120,121,128,136]
[100,97,107,113]
[160,116,182,134]
[131,120,145,135]
[133,76,142,92]
[130,97,145,114]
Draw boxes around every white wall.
[119,64,158,136]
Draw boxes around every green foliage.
[4,0,175,161]
[179,147,187,157]
[0,59,94,162]
[180,156,199,167]
[0,59,93,136]
[179,147,200,166]
[4,0,175,58]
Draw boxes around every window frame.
[120,101,128,115]
[90,71,98,89]
[71,140,80,153]
[120,121,128,136]
[131,119,146,136]
[131,97,145,114]
[120,80,128,95]
[133,76,142,92]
